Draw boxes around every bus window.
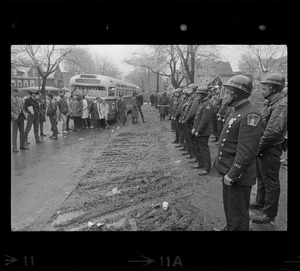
[108,87,115,97]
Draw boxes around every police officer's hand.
[224,175,234,186]
[195,131,199,137]
[191,128,195,134]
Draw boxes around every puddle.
[51,211,85,226]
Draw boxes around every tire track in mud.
[44,123,206,231]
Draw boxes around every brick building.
[11,65,67,97]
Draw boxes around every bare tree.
[92,55,122,78]
[11,45,32,68]
[238,45,287,82]
[176,45,222,85]
[24,45,76,98]
[63,47,95,74]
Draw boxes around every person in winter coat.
[36,93,47,137]
[73,94,83,132]
[57,94,69,134]
[100,98,110,129]
[81,95,89,129]
[116,92,127,126]
[131,92,139,124]
[46,94,59,139]
[89,97,101,129]
[250,73,287,225]
[158,91,169,120]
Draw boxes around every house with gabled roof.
[195,60,234,88]
[11,65,66,97]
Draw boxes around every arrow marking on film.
[5,255,18,266]
[128,255,155,266]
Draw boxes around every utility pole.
[156,71,159,93]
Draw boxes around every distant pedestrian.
[150,93,155,107]
[73,94,83,132]
[24,90,43,144]
[90,97,101,129]
[116,92,127,126]
[210,75,264,231]
[57,94,69,134]
[11,88,29,152]
[81,95,89,129]
[158,91,169,121]
[46,94,59,140]
[36,93,47,137]
[136,90,145,122]
[131,91,139,124]
[66,95,73,131]
[100,98,110,129]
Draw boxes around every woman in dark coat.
[158,91,169,121]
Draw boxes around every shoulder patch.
[206,103,212,109]
[247,114,260,126]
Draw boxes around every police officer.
[173,89,189,148]
[24,90,43,144]
[250,73,287,224]
[171,88,182,142]
[211,87,223,142]
[178,86,195,155]
[191,86,214,174]
[211,75,264,231]
[181,83,201,160]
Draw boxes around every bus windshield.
[74,86,107,97]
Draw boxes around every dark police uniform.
[193,96,214,171]
[179,94,193,152]
[174,95,187,146]
[213,100,264,230]
[181,93,200,158]
[171,95,180,141]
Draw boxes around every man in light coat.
[11,88,29,152]
[100,98,110,129]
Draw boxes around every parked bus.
[69,74,139,122]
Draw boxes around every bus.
[69,74,139,122]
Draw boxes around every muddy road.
[11,104,287,231]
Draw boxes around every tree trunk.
[40,76,47,100]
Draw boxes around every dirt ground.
[11,103,287,231]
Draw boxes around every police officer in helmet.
[211,75,264,231]
[250,73,287,224]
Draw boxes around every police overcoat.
[193,97,214,136]
[214,101,264,186]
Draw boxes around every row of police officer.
[169,73,287,230]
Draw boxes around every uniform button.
[221,143,224,147]
[219,157,222,160]
[226,130,229,133]
[223,139,226,142]
[220,152,222,155]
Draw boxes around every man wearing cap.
[250,73,287,225]
[11,88,29,152]
[158,91,169,121]
[181,83,200,160]
[191,86,214,173]
[24,90,43,144]
[210,75,264,231]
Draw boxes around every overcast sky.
[83,45,247,75]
